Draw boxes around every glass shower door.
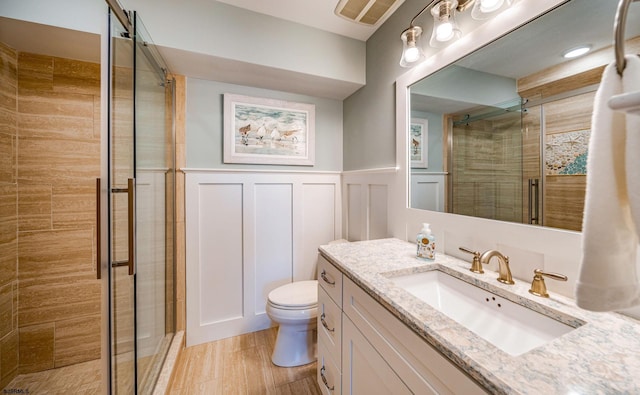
[108,9,136,394]
[107,7,175,393]
[132,12,175,393]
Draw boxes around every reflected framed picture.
[410,118,428,168]
[223,93,315,166]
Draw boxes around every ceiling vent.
[335,0,405,26]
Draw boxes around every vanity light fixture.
[399,0,516,67]
[562,45,592,59]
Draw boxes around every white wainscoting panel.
[343,168,396,242]
[369,185,388,240]
[254,183,293,315]
[347,184,362,241]
[410,173,445,212]
[185,170,341,346]
[198,183,244,325]
[299,183,338,281]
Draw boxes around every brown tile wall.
[11,49,101,376]
[0,41,19,389]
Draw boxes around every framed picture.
[223,93,315,166]
[410,118,428,168]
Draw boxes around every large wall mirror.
[408,0,640,231]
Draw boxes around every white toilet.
[266,280,318,367]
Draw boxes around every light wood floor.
[2,327,320,394]
[169,327,321,395]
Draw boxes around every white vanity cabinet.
[317,255,344,394]
[317,254,487,395]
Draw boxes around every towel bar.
[609,91,640,114]
[614,0,640,75]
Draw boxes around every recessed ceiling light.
[562,45,591,59]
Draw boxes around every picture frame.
[223,93,315,166]
[410,118,428,168]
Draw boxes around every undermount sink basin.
[388,269,578,356]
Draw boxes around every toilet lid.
[268,280,318,308]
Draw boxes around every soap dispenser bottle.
[416,223,436,261]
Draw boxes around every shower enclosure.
[105,5,175,393]
[0,1,175,392]
[447,86,594,232]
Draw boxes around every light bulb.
[479,0,503,13]
[404,46,420,63]
[563,46,591,59]
[436,22,454,42]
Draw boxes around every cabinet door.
[342,315,411,395]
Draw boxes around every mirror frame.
[395,0,569,222]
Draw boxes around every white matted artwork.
[410,118,428,168]
[223,93,315,166]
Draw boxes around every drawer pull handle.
[321,270,335,285]
[320,313,335,333]
[320,366,334,391]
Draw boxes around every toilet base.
[271,324,317,367]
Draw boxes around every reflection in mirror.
[408,0,640,231]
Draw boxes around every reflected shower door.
[450,106,524,223]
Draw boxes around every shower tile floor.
[2,358,101,394]
[2,327,320,394]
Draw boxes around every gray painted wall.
[343,0,490,170]
[411,65,518,107]
[186,78,343,171]
[121,0,365,86]
[342,0,418,170]
[0,0,105,34]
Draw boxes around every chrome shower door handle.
[127,178,135,276]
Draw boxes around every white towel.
[626,56,640,240]
[576,55,640,311]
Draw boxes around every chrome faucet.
[479,250,514,285]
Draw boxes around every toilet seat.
[268,280,318,309]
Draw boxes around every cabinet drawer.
[318,286,342,366]
[318,337,341,395]
[317,255,343,306]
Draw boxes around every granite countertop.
[319,238,640,395]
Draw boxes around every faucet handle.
[458,247,483,274]
[528,269,568,298]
